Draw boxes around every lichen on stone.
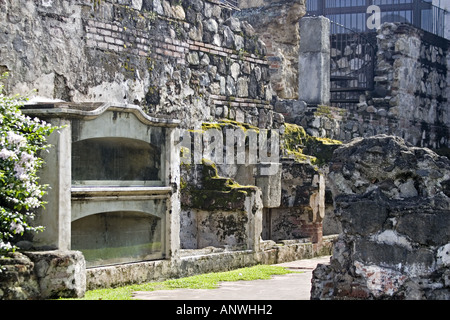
[200,158,256,192]
[281,123,341,166]
[201,119,260,133]
[181,158,258,211]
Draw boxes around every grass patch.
[66,265,298,300]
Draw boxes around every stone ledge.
[85,235,336,290]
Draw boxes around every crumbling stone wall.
[370,23,450,149]
[180,159,263,251]
[311,135,450,300]
[296,22,450,151]
[235,0,306,99]
[0,0,274,129]
[0,250,85,300]
[178,118,340,249]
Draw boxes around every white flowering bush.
[0,74,57,255]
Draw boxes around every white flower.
[10,221,24,234]
[0,241,13,251]
[34,117,47,126]
[6,131,26,146]
[25,197,40,208]
[14,163,28,181]
[0,148,17,160]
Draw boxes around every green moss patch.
[64,264,297,300]
[183,159,258,211]
[201,119,260,133]
[282,123,342,166]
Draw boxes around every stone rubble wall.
[296,22,450,151]
[370,23,450,149]
[311,135,450,300]
[0,252,40,300]
[0,0,277,129]
[235,0,306,100]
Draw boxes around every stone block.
[24,250,86,299]
[299,17,330,54]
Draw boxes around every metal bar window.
[306,0,447,38]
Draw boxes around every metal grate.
[329,21,377,107]
[306,0,447,38]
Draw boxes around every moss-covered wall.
[281,123,341,166]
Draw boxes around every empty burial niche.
[71,210,164,268]
[71,137,161,185]
[70,136,166,267]
[21,103,180,268]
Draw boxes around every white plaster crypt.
[22,102,181,267]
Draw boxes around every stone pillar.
[309,173,325,243]
[246,188,263,252]
[298,16,330,105]
[33,119,72,250]
[256,163,282,208]
[167,127,181,259]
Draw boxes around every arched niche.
[71,210,164,268]
[71,137,161,186]
[21,102,180,263]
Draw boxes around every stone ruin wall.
[311,135,450,300]
[235,0,306,100]
[234,0,306,99]
[0,0,336,298]
[371,23,450,149]
[0,0,278,130]
[292,21,450,153]
[2,0,450,300]
[247,9,450,299]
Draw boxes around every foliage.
[65,264,297,300]
[0,73,58,256]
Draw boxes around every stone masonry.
[0,250,85,299]
[298,22,450,151]
[0,0,276,129]
[0,0,337,298]
[235,0,306,100]
[311,135,450,299]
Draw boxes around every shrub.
[0,73,58,255]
